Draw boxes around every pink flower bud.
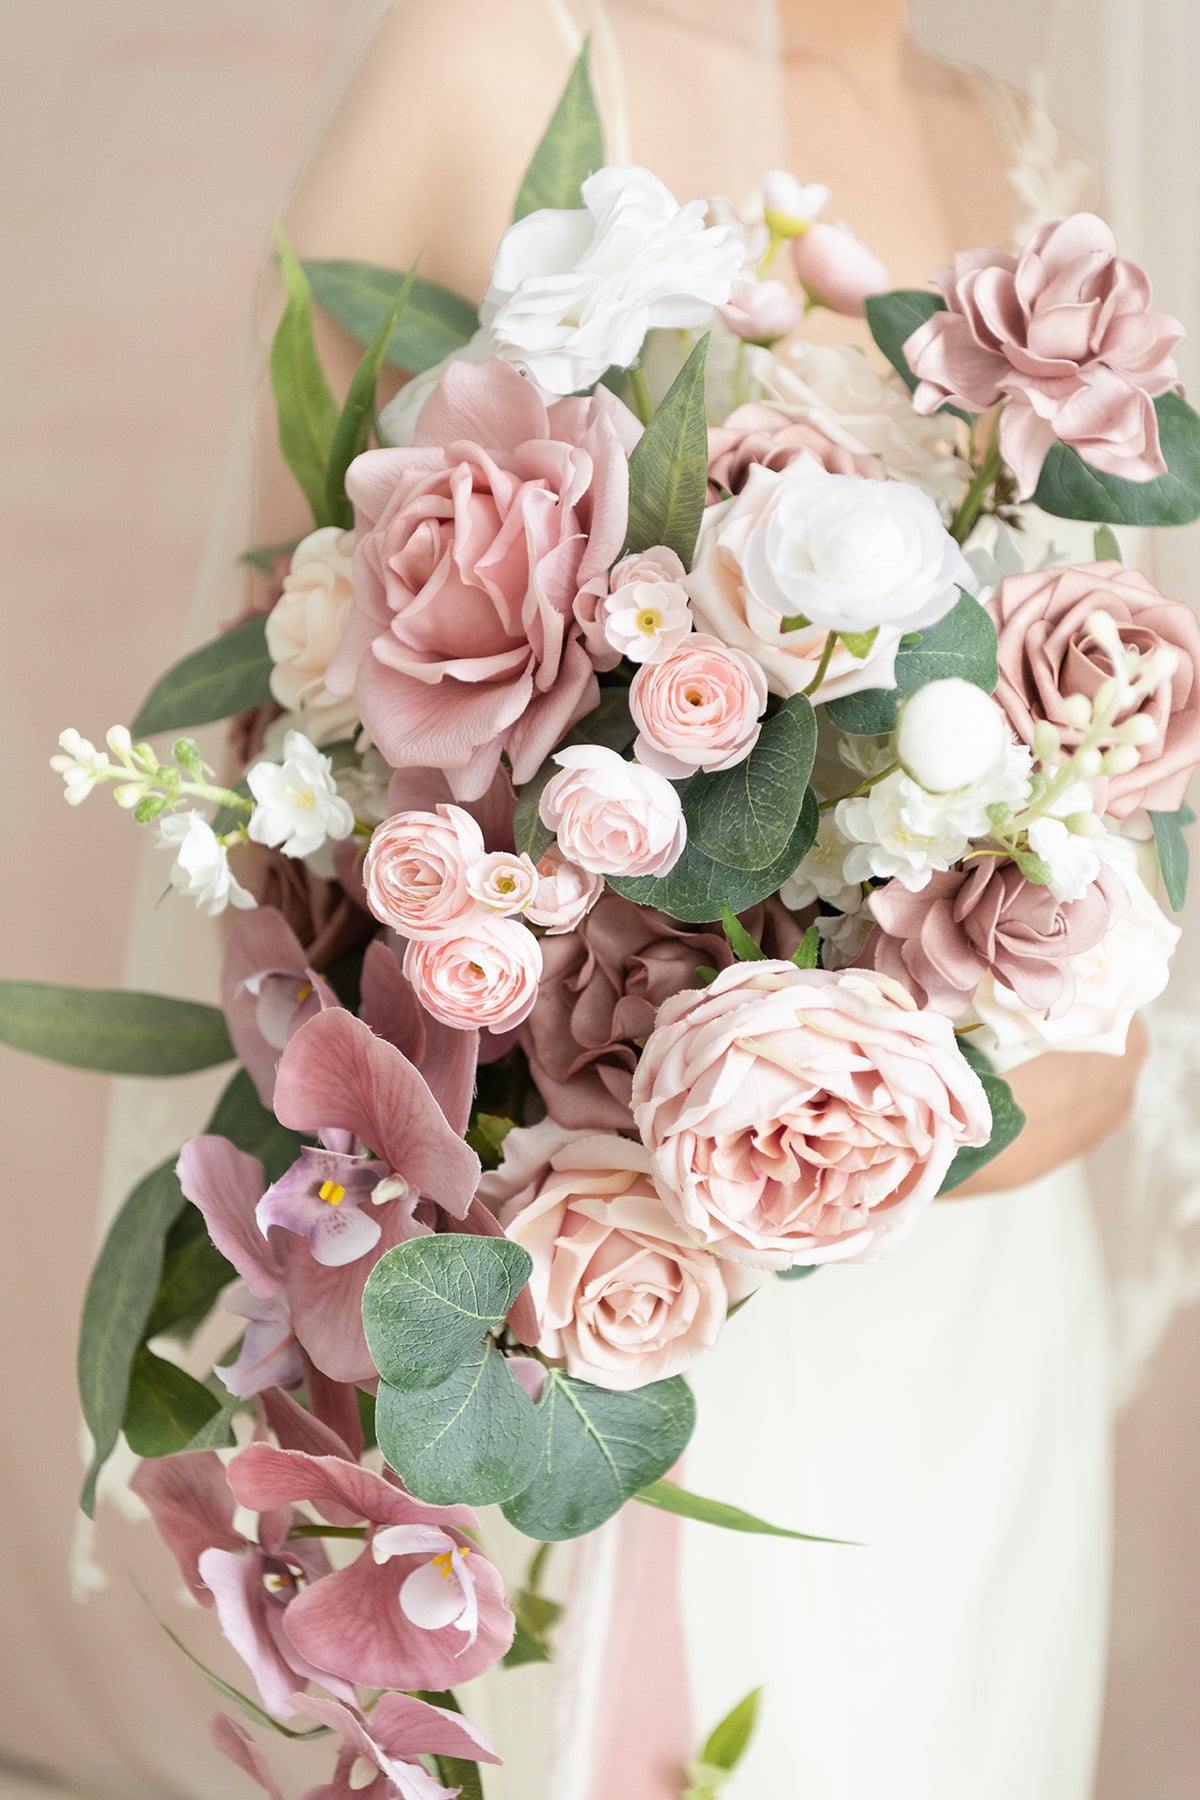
[791,221,890,318]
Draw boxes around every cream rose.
[265,527,360,744]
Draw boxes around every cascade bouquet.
[13,45,1200,1798]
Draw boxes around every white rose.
[480,165,744,394]
[265,527,360,745]
[739,456,971,636]
[896,679,1011,793]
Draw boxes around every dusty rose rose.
[265,526,360,745]
[465,850,539,915]
[630,634,767,778]
[404,914,542,1033]
[632,961,992,1268]
[327,360,638,801]
[539,744,686,878]
[707,401,884,503]
[519,890,803,1132]
[791,220,890,317]
[987,560,1200,818]
[363,806,484,940]
[720,278,805,344]
[583,547,694,667]
[865,857,1125,1019]
[905,214,1185,497]
[524,845,603,935]
[480,1121,748,1391]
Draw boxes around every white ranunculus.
[480,165,744,394]
[740,456,971,636]
[265,527,360,745]
[248,730,355,860]
[779,809,863,914]
[1025,816,1101,904]
[896,678,1011,793]
[157,812,255,916]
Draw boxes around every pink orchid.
[222,908,338,1108]
[226,1445,515,1689]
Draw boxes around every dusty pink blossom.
[326,359,638,800]
[586,546,694,667]
[363,805,484,940]
[632,961,992,1269]
[707,401,884,503]
[987,560,1200,817]
[791,220,890,317]
[720,277,805,343]
[465,849,539,915]
[539,743,686,877]
[905,214,1185,496]
[404,914,543,1033]
[524,844,603,934]
[630,633,767,778]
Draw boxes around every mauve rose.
[865,857,1125,1019]
[519,890,803,1132]
[480,1121,749,1391]
[708,402,883,504]
[327,360,638,801]
[632,961,992,1269]
[630,633,767,778]
[905,214,1185,497]
[987,560,1200,818]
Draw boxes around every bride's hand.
[944,1013,1149,1198]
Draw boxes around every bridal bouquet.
[13,43,1200,1798]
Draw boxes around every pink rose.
[905,214,1185,497]
[404,915,542,1033]
[327,360,639,800]
[632,961,992,1268]
[539,744,686,878]
[720,278,805,344]
[524,844,603,935]
[630,634,767,778]
[791,221,890,318]
[363,806,484,940]
[707,401,884,503]
[987,560,1200,817]
[480,1121,748,1390]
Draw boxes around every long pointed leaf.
[271,227,339,524]
[0,983,232,1075]
[635,1477,855,1545]
[324,264,417,526]
[304,259,479,373]
[130,612,272,736]
[624,335,711,569]
[512,40,604,220]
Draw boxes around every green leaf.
[703,1687,763,1774]
[304,258,480,373]
[635,1478,852,1544]
[271,227,340,525]
[207,1065,306,1182]
[239,536,301,574]
[839,627,880,660]
[123,1347,222,1457]
[720,907,766,961]
[610,787,819,925]
[512,767,557,864]
[363,1234,534,1391]
[775,1263,821,1283]
[686,693,817,870]
[1150,805,1191,912]
[0,983,233,1076]
[324,268,416,527]
[465,1113,515,1170]
[154,1613,331,1740]
[1093,524,1122,562]
[503,1587,564,1668]
[938,1038,1026,1193]
[792,924,821,970]
[144,1205,234,1340]
[131,612,273,736]
[1033,393,1200,526]
[502,1370,696,1541]
[513,40,605,220]
[865,290,941,393]
[825,592,998,735]
[181,1397,241,1452]
[374,1345,544,1507]
[624,335,711,568]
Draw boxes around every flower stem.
[286,1524,368,1541]
[819,762,899,811]
[949,424,1004,544]
[628,365,655,428]
[802,631,839,698]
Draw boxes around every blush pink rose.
[363,806,484,940]
[630,634,768,778]
[987,560,1200,818]
[707,401,884,503]
[327,360,639,801]
[479,1120,749,1390]
[524,844,603,935]
[632,961,992,1268]
[791,221,890,318]
[465,850,539,915]
[905,214,1185,497]
[539,744,686,878]
[720,278,805,344]
[404,915,542,1033]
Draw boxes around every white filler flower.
[248,730,355,860]
[158,812,255,916]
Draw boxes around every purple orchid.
[221,1287,306,1398]
[222,908,338,1108]
[256,1145,406,1270]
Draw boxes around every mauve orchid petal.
[198,1545,355,1721]
[129,1451,244,1602]
[292,1693,498,1800]
[226,1445,478,1534]
[358,938,479,1138]
[178,1137,281,1300]
[218,1288,304,1398]
[221,908,335,1106]
[257,1146,385,1268]
[260,1386,357,1468]
[211,1715,285,1800]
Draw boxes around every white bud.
[761,171,830,236]
[1032,720,1061,768]
[105,725,133,760]
[1061,693,1093,732]
[1144,645,1180,688]
[1118,713,1159,747]
[1064,811,1105,837]
[1085,609,1124,660]
[1101,743,1141,776]
[1091,676,1121,723]
[113,782,143,809]
[895,679,1009,793]
[1073,746,1104,781]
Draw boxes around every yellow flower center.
[319,1179,346,1206]
[432,1545,469,1580]
[636,608,663,635]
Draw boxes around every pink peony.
[905,214,1185,497]
[632,961,992,1268]
[327,360,639,800]
[987,560,1200,817]
[791,220,890,318]
[630,633,767,778]
[524,844,603,934]
[707,401,884,503]
[363,805,484,940]
[480,1120,748,1390]
[404,914,542,1033]
[539,743,686,878]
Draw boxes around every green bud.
[133,793,168,824]
[1014,849,1053,885]
[173,737,202,772]
[986,802,1012,828]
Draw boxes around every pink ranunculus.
[632,961,992,1269]
[720,277,805,344]
[404,914,543,1033]
[326,360,639,801]
[987,560,1200,818]
[465,849,540,915]
[905,214,1185,497]
[524,843,604,934]
[707,401,884,503]
[791,220,890,318]
[538,744,686,878]
[480,1120,749,1391]
[363,805,485,941]
[630,633,768,779]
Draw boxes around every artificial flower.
[592,546,694,666]
[523,844,604,935]
[248,732,354,860]
[720,278,805,344]
[630,634,768,778]
[363,805,486,940]
[464,850,540,915]
[158,811,256,916]
[791,220,890,317]
[895,677,1013,793]
[539,743,687,878]
[265,527,360,745]
[403,914,543,1033]
[707,400,884,503]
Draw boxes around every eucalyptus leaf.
[824,593,998,736]
[610,787,818,925]
[1033,393,1200,526]
[324,265,417,526]
[362,1234,534,1391]
[0,982,233,1075]
[686,693,817,870]
[304,258,480,373]
[374,1346,544,1507]
[512,40,604,220]
[635,1477,851,1544]
[938,1038,1026,1193]
[130,613,273,736]
[1150,805,1191,912]
[123,1347,223,1457]
[502,1370,696,1541]
[271,228,340,525]
[512,766,557,864]
[624,335,711,568]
